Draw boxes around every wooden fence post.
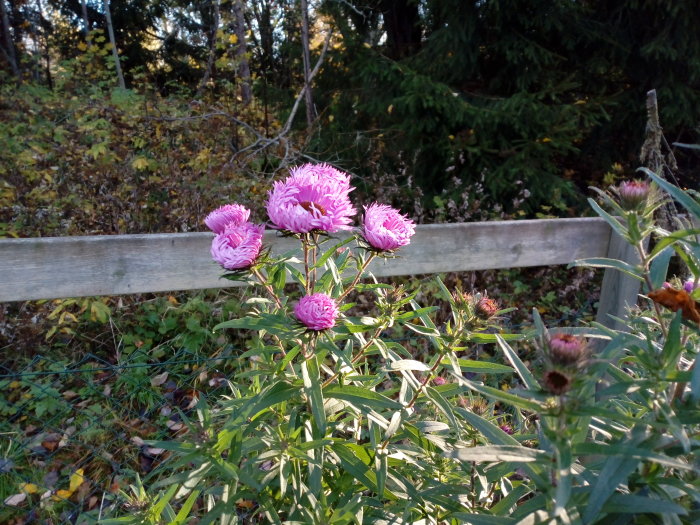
[595,231,643,332]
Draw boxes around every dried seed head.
[476,296,499,319]
[543,369,572,395]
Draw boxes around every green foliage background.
[1,0,699,235]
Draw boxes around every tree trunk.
[35,0,51,87]
[103,0,125,89]
[232,0,252,105]
[0,0,19,76]
[379,0,421,59]
[300,0,315,128]
[80,0,89,36]
[195,0,220,97]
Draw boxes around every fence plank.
[595,232,644,331]
[0,218,611,302]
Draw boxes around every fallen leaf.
[4,493,27,506]
[19,483,38,494]
[150,371,169,387]
[648,288,700,323]
[236,498,255,509]
[41,438,60,452]
[0,459,15,473]
[53,489,73,501]
[69,469,84,492]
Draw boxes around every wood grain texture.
[595,232,644,332]
[0,218,611,301]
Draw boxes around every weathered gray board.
[1,218,616,303]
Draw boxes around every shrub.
[101,166,699,524]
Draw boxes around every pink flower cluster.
[205,204,263,270]
[205,163,419,330]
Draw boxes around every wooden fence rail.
[0,217,639,328]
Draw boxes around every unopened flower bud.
[683,280,697,294]
[432,376,447,386]
[476,296,499,319]
[617,180,650,211]
[549,333,587,366]
[543,369,571,395]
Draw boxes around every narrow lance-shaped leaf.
[570,257,644,281]
[496,335,539,389]
[642,168,700,219]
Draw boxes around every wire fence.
[0,282,599,523]
[0,345,235,523]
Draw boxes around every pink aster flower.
[211,222,264,270]
[294,292,339,331]
[266,163,356,234]
[205,204,251,234]
[684,279,698,293]
[362,203,416,251]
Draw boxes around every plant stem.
[303,233,312,294]
[322,324,384,387]
[251,267,283,309]
[337,253,376,303]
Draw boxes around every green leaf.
[648,228,700,259]
[441,357,514,374]
[388,359,431,372]
[466,332,527,343]
[661,311,683,371]
[424,386,460,436]
[324,384,402,411]
[452,375,544,412]
[331,443,397,500]
[434,275,455,304]
[171,489,201,524]
[553,445,572,515]
[151,484,178,517]
[588,198,628,240]
[490,484,532,516]
[691,356,700,402]
[649,245,674,289]
[602,493,688,516]
[570,257,643,281]
[314,236,355,269]
[582,453,646,524]
[214,314,305,337]
[403,322,441,337]
[496,335,539,389]
[303,357,326,436]
[451,514,517,525]
[446,445,548,463]
[573,442,694,470]
[642,168,700,219]
[395,306,439,321]
[453,407,520,446]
